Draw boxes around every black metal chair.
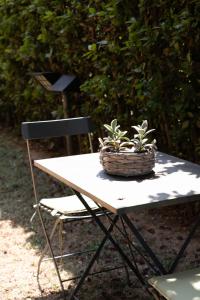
[21,117,104,298]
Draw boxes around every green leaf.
[182,120,189,129]
[131,125,141,132]
[119,130,128,137]
[141,120,148,130]
[142,138,148,144]
[104,124,113,132]
[111,119,118,130]
[89,7,96,15]
[88,43,97,51]
[144,129,155,136]
[120,141,134,147]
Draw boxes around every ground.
[0,127,200,300]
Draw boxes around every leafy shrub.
[0,0,199,162]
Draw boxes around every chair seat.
[148,267,200,300]
[40,194,100,216]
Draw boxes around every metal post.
[61,92,71,155]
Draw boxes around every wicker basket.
[100,150,155,177]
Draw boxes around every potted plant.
[99,119,157,177]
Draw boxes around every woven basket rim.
[100,149,155,156]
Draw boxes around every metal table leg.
[169,209,200,273]
[73,191,146,285]
[69,215,119,300]
[70,191,200,299]
[123,209,200,275]
[122,214,167,275]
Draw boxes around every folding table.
[34,151,200,298]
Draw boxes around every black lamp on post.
[32,72,80,154]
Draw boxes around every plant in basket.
[99,119,157,177]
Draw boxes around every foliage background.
[0,0,199,161]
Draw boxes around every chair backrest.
[21,116,93,139]
[21,116,93,204]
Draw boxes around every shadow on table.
[97,152,200,183]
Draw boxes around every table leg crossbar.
[122,215,167,275]
[122,210,200,275]
[70,191,147,300]
[107,213,160,275]
[69,214,120,299]
[71,191,200,299]
[169,208,200,273]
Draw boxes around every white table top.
[34,152,200,215]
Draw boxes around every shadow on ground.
[1,129,152,299]
[1,128,199,300]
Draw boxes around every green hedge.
[0,0,199,161]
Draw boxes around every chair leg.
[37,218,61,281]
[37,208,66,299]
[58,220,64,266]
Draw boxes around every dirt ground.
[1,127,200,300]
